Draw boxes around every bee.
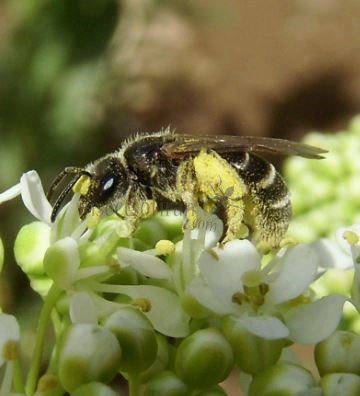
[47,129,326,246]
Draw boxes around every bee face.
[78,156,128,218]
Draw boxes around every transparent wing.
[161,134,327,159]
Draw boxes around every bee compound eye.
[102,176,115,191]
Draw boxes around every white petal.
[240,315,289,339]
[186,277,233,315]
[0,314,20,366]
[335,225,360,253]
[117,247,172,279]
[284,294,347,344]
[0,183,21,203]
[198,240,261,307]
[113,285,190,337]
[70,292,98,324]
[311,238,354,270]
[191,211,223,248]
[266,245,318,304]
[20,171,52,223]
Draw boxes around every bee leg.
[176,159,201,230]
[122,186,157,232]
[220,196,249,243]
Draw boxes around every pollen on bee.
[73,175,91,195]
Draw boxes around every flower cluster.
[285,116,360,242]
[0,170,360,395]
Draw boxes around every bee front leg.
[122,187,157,232]
[176,159,202,230]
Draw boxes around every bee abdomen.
[228,153,291,245]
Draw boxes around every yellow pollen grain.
[73,175,91,195]
[155,240,175,256]
[343,230,359,246]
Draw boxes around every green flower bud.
[133,219,168,248]
[143,371,189,396]
[71,382,122,396]
[59,323,122,392]
[44,237,79,288]
[175,328,234,389]
[14,221,50,276]
[154,211,183,240]
[103,307,157,373]
[321,373,360,396]
[35,374,64,396]
[222,316,286,374]
[315,331,360,376]
[139,334,171,384]
[249,363,315,396]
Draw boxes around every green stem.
[25,283,61,396]
[12,358,25,393]
[128,374,140,396]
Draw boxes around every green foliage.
[285,116,360,242]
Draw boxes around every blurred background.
[1,0,360,392]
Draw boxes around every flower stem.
[128,374,140,396]
[25,283,61,396]
[12,358,25,393]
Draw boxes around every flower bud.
[315,331,360,376]
[43,237,79,288]
[58,323,122,392]
[143,371,189,396]
[14,222,50,276]
[103,307,157,373]
[133,219,168,248]
[222,316,286,374]
[34,374,63,396]
[321,373,360,396]
[139,334,171,384]
[175,328,234,389]
[71,382,122,396]
[248,363,315,396]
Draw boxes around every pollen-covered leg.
[192,150,248,241]
[121,186,157,232]
[175,159,201,229]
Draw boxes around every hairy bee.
[47,129,326,246]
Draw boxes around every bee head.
[48,156,128,222]
[78,157,127,219]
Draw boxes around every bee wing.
[161,134,327,159]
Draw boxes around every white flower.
[0,314,20,396]
[186,239,346,342]
[0,170,52,224]
[311,225,360,270]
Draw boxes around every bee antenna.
[47,167,91,201]
[47,167,92,222]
